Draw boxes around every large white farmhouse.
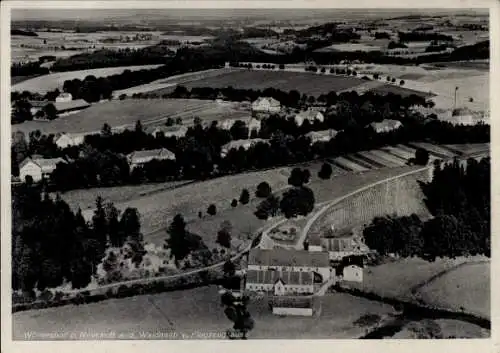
[251,97,281,114]
[53,132,86,149]
[294,109,324,127]
[220,138,268,157]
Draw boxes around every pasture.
[344,256,489,319]
[151,69,367,97]
[12,286,395,339]
[414,261,490,319]
[394,319,489,339]
[12,64,164,94]
[12,99,249,135]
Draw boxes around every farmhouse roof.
[221,138,268,151]
[369,119,403,131]
[19,157,67,172]
[322,237,356,252]
[248,248,329,268]
[145,125,188,136]
[54,99,91,112]
[305,129,338,140]
[253,96,281,107]
[295,109,323,120]
[246,269,313,285]
[127,148,175,161]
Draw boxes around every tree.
[239,189,250,205]
[135,120,143,133]
[279,64,285,70]
[415,148,430,165]
[255,181,272,198]
[231,199,238,207]
[119,94,127,100]
[321,67,326,73]
[43,103,58,120]
[166,117,175,126]
[176,117,183,125]
[166,214,191,261]
[207,204,217,216]
[280,187,315,219]
[223,260,236,277]
[194,116,202,126]
[101,123,112,137]
[387,76,391,82]
[230,120,249,140]
[400,80,405,86]
[254,195,280,220]
[120,207,144,266]
[318,162,333,179]
[217,227,232,248]
[288,168,310,187]
[391,78,396,83]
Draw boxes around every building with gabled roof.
[53,132,86,149]
[220,138,268,157]
[368,119,403,133]
[19,157,67,182]
[251,97,281,115]
[146,125,188,138]
[127,148,175,169]
[305,129,338,144]
[294,109,324,127]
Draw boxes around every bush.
[415,148,430,165]
[207,204,217,216]
[255,181,272,198]
[288,168,311,187]
[119,94,127,100]
[239,189,250,204]
[400,80,405,86]
[279,64,285,70]
[231,199,238,207]
[217,228,232,248]
[318,162,333,179]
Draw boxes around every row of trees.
[364,157,490,260]
[12,182,144,293]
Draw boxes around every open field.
[55,181,192,214]
[315,43,383,53]
[414,262,490,319]
[12,99,249,135]
[344,256,490,319]
[151,69,367,97]
[113,68,232,96]
[393,319,489,339]
[12,65,164,94]
[12,286,395,339]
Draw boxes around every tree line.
[364,157,490,260]
[12,182,144,295]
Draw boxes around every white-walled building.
[19,157,66,182]
[127,148,175,169]
[55,93,73,102]
[53,132,86,149]
[220,138,268,157]
[294,109,324,127]
[369,119,403,133]
[251,97,281,114]
[146,125,188,138]
[305,129,338,144]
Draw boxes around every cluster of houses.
[30,93,91,119]
[242,225,366,316]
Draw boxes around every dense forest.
[12,184,145,295]
[364,157,490,260]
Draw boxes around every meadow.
[12,99,249,135]
[152,69,367,97]
[12,64,164,93]
[12,286,395,340]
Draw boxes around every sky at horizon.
[11,8,488,22]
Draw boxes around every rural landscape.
[9,8,490,341]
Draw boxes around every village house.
[146,125,188,138]
[369,119,403,133]
[127,148,175,169]
[19,157,67,183]
[220,117,262,135]
[246,248,331,285]
[335,255,364,283]
[55,92,73,102]
[305,129,338,144]
[220,138,268,157]
[53,132,86,149]
[251,97,281,116]
[294,109,324,127]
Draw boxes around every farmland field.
[344,256,490,319]
[393,319,489,339]
[12,65,164,94]
[414,262,490,319]
[150,69,367,97]
[12,286,395,339]
[12,99,249,135]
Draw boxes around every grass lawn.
[345,256,490,319]
[12,65,164,94]
[12,99,248,135]
[414,262,490,319]
[393,319,489,339]
[12,286,395,340]
[151,69,367,97]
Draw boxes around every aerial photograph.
[9,7,490,340]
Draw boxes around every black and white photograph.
[1,1,495,346]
